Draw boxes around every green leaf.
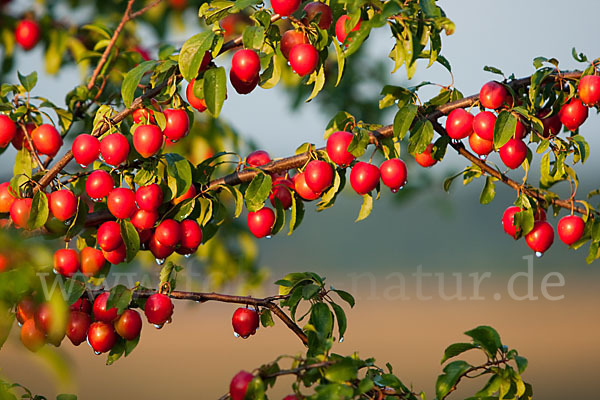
[288,194,305,235]
[124,335,140,357]
[178,32,216,81]
[18,71,37,92]
[306,64,326,102]
[333,40,345,87]
[82,23,111,39]
[231,0,261,12]
[332,289,355,307]
[260,309,274,328]
[27,190,49,229]
[159,261,182,292]
[242,26,265,49]
[106,285,133,314]
[515,355,528,374]
[165,153,193,197]
[419,0,441,17]
[120,220,140,263]
[355,193,373,222]
[324,358,357,383]
[106,338,125,365]
[13,146,32,177]
[65,198,88,240]
[393,104,418,139]
[436,360,472,399]
[464,325,502,358]
[271,197,285,235]
[244,173,272,212]
[441,343,477,364]
[330,302,347,339]
[121,60,158,107]
[408,119,434,155]
[302,284,321,300]
[479,176,496,205]
[63,279,86,306]
[220,184,243,218]
[483,65,505,77]
[243,376,265,400]
[493,110,518,150]
[324,111,354,139]
[204,67,227,118]
[346,129,370,158]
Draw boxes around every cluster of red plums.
[414,75,600,168]
[223,1,362,96]
[501,205,586,257]
[0,106,202,268]
[244,131,408,239]
[17,292,173,354]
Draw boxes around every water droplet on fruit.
[94,351,101,355]
[233,331,240,338]
[339,336,344,343]
[79,164,88,168]
[17,321,22,328]
[153,323,164,329]
[155,258,165,266]
[391,188,398,193]
[265,235,272,239]
[535,251,543,258]
[241,335,249,339]
[479,155,487,161]
[52,268,59,275]
[184,253,192,259]
[92,198,101,202]
[98,155,104,162]
[170,140,177,143]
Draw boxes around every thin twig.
[87,0,137,91]
[89,289,309,345]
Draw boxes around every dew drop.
[155,258,165,266]
[339,336,344,343]
[79,164,88,169]
[233,331,240,338]
[94,351,101,355]
[153,323,164,329]
[479,155,487,161]
[265,235,272,239]
[391,188,398,193]
[184,253,192,259]
[535,251,543,258]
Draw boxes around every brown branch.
[205,70,591,216]
[87,0,136,91]
[90,288,309,345]
[18,123,46,173]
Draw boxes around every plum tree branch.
[205,71,591,216]
[91,288,309,345]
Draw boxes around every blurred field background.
[2,0,600,399]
